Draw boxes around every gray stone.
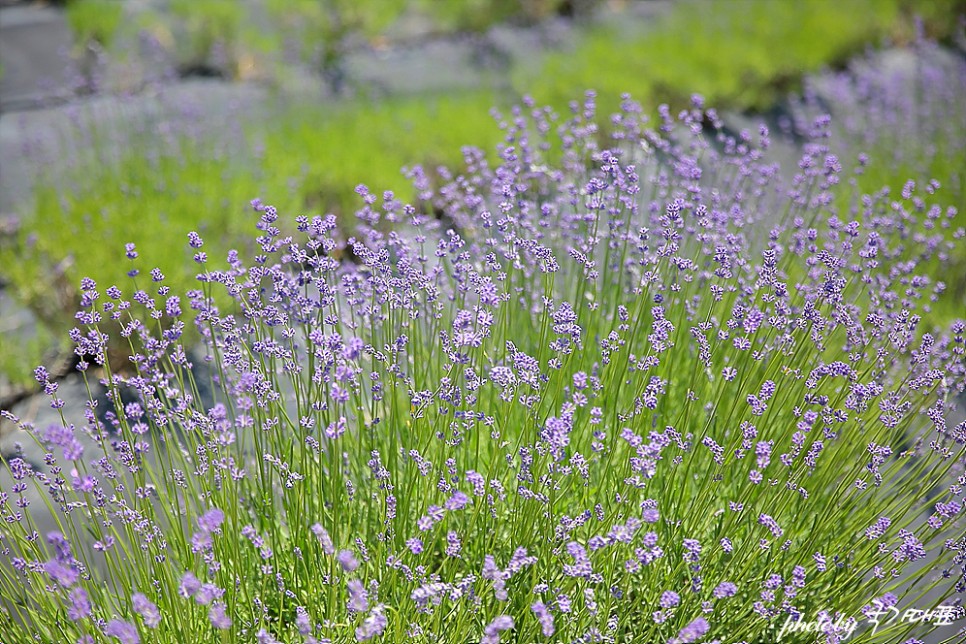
[0,3,75,111]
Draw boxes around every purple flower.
[355,605,387,641]
[540,415,572,458]
[557,594,572,613]
[532,601,555,636]
[132,592,160,627]
[338,549,360,572]
[814,552,827,572]
[67,587,91,621]
[445,531,462,557]
[683,539,702,563]
[311,523,335,554]
[104,620,139,644]
[343,336,364,360]
[197,507,225,534]
[190,531,212,554]
[660,591,680,608]
[347,578,369,613]
[482,615,514,644]
[43,423,84,460]
[209,603,232,629]
[194,583,224,605]
[642,508,660,523]
[44,559,78,587]
[758,513,783,538]
[295,606,312,636]
[445,491,470,511]
[482,555,506,599]
[506,547,537,575]
[324,416,347,439]
[9,82,966,644]
[671,617,709,643]
[713,581,737,599]
[178,571,201,598]
[564,542,593,578]
[865,516,891,540]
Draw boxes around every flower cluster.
[0,86,964,644]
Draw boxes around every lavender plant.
[791,32,965,209]
[1,93,964,644]
[790,34,966,323]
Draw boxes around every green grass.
[168,0,242,72]
[25,89,499,273]
[261,90,502,215]
[514,0,957,116]
[65,0,124,49]
[0,325,66,391]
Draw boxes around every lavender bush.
[789,33,965,211]
[790,35,966,322]
[1,93,964,644]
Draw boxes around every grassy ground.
[11,89,502,290]
[1,0,963,388]
[516,0,964,115]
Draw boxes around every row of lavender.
[0,40,964,644]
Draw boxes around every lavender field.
[0,1,964,643]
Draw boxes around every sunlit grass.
[515,0,960,116]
